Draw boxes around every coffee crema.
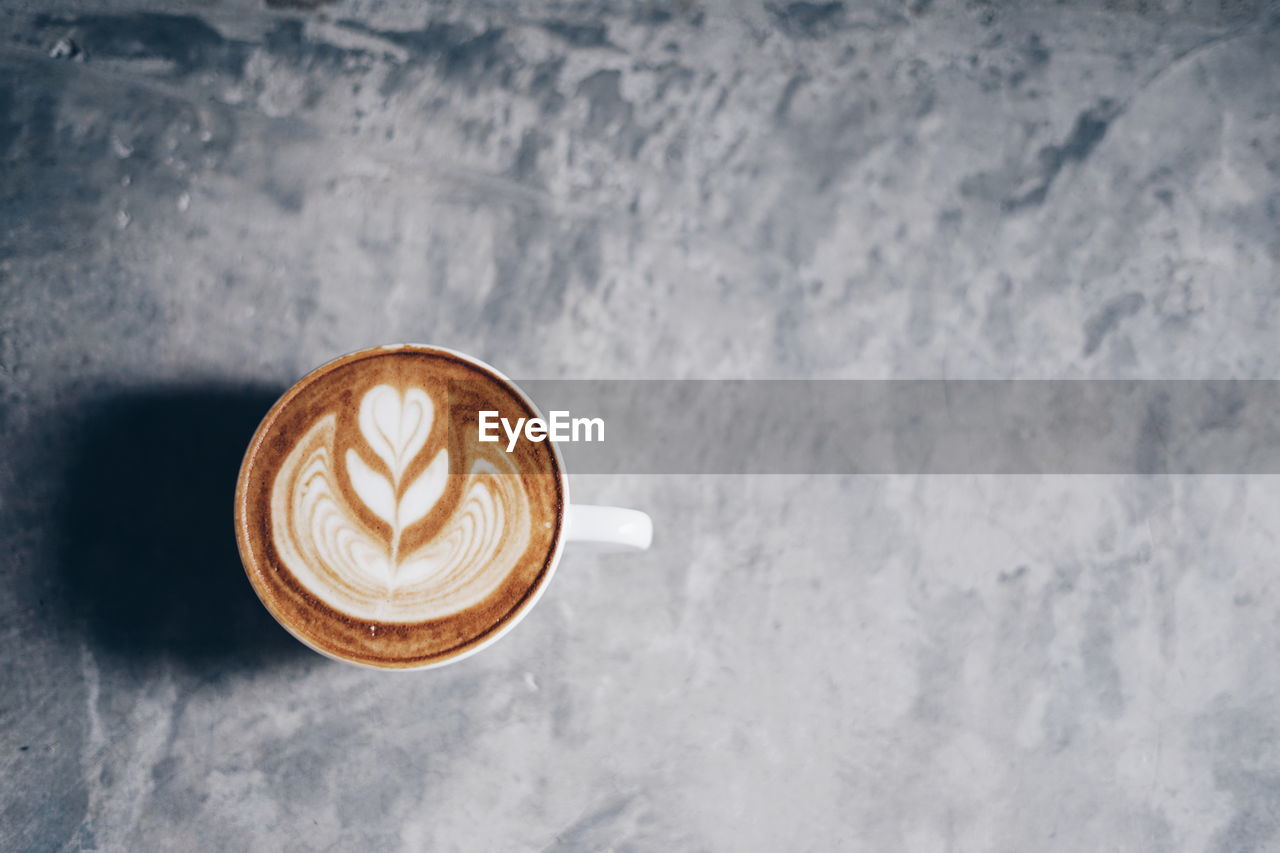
[235,346,564,668]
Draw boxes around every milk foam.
[269,384,531,622]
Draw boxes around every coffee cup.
[234,344,651,669]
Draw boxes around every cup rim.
[233,343,571,671]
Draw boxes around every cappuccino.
[235,345,564,668]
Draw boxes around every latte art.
[271,384,531,622]
[236,346,564,668]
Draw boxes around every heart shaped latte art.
[269,384,531,622]
[358,385,433,482]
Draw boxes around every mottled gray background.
[3,0,1280,850]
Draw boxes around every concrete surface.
[2,0,1280,850]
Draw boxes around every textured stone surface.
[2,0,1280,850]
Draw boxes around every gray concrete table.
[3,1,1280,850]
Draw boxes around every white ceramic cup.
[236,343,652,669]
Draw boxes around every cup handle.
[564,505,652,552]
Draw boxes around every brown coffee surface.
[235,346,564,668]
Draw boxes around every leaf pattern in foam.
[272,415,528,621]
[345,449,396,526]
[398,449,449,530]
[359,385,433,481]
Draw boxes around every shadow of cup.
[59,385,312,673]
